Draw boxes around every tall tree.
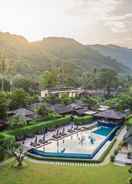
[0,92,8,119]
[0,50,15,91]
[40,70,58,89]
[97,68,119,97]
[13,76,39,94]
[9,89,30,110]
[0,51,7,91]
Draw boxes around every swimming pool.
[94,126,113,136]
[29,123,118,160]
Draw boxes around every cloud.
[67,0,132,34]
[105,13,132,21]
[0,0,131,47]
[67,0,120,18]
[65,0,132,47]
[103,13,132,33]
[105,21,127,33]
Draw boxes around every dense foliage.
[74,115,94,125]
[0,92,8,118]
[5,116,71,137]
[106,91,132,111]
[8,89,32,110]
[81,96,101,110]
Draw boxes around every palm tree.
[11,143,25,167]
[0,50,15,92]
[0,52,6,91]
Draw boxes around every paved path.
[99,126,127,166]
[0,126,127,168]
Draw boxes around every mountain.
[0,32,131,77]
[32,37,129,72]
[88,44,132,71]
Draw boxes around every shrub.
[128,177,132,184]
[114,149,118,155]
[0,133,15,161]
[74,115,93,125]
[0,133,15,143]
[8,116,27,129]
[110,155,115,162]
[128,167,132,174]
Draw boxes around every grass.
[0,160,129,184]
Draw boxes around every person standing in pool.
[57,141,59,153]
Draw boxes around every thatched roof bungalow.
[51,104,73,115]
[73,108,89,116]
[8,108,36,121]
[94,110,125,122]
[52,103,90,116]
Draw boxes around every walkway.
[99,126,127,165]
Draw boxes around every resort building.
[8,108,37,122]
[41,88,85,98]
[50,102,96,116]
[94,110,125,123]
[51,104,73,115]
[40,89,107,98]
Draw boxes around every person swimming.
[61,148,66,153]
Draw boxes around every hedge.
[74,115,94,125]
[35,113,62,122]
[0,115,94,143]
[6,116,71,137]
[0,133,15,144]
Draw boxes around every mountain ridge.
[88,44,132,70]
[0,32,131,76]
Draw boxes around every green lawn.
[0,161,129,184]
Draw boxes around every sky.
[0,0,132,47]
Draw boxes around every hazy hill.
[0,32,131,76]
[88,44,132,70]
[33,37,128,72]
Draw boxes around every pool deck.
[0,126,127,167]
[26,126,127,166]
[23,121,98,149]
[25,123,120,161]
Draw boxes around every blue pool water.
[94,126,113,136]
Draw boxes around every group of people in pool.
[56,132,96,153]
[78,134,95,145]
